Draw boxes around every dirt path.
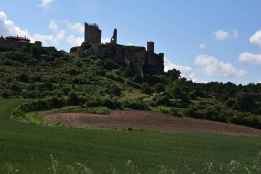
[42,110,261,136]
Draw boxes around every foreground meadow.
[0,98,261,174]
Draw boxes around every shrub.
[107,84,122,96]
[152,93,170,106]
[121,99,149,110]
[85,107,111,114]
[231,112,261,128]
[151,106,172,114]
[166,80,191,104]
[83,95,122,109]
[68,92,81,106]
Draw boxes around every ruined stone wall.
[0,39,30,49]
[92,44,147,76]
[147,41,154,54]
[70,46,81,57]
[144,41,164,74]
[114,45,146,65]
[122,46,147,77]
[70,43,164,76]
[143,52,164,74]
[78,22,165,75]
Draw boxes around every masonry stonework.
[0,36,30,49]
[71,22,165,76]
[147,41,154,54]
[0,36,44,50]
[84,23,101,45]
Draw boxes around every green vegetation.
[3,153,261,174]
[1,98,261,174]
[1,46,261,128]
[48,106,112,115]
[1,44,261,173]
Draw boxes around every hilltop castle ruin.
[70,23,165,76]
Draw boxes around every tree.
[166,69,181,81]
[166,80,191,104]
[68,92,80,106]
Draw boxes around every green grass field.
[0,98,261,174]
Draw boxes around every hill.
[1,38,261,173]
[1,43,261,129]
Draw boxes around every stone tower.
[84,23,101,45]
[111,28,117,44]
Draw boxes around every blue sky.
[0,0,261,84]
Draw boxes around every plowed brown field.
[42,110,261,136]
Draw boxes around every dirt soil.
[41,110,261,136]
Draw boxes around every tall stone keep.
[84,23,101,45]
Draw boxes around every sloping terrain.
[2,33,261,173]
[1,98,261,174]
[42,110,261,136]
[2,46,261,129]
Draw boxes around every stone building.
[0,36,42,50]
[0,36,30,49]
[84,23,101,45]
[70,22,165,76]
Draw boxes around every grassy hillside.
[0,98,261,174]
[1,45,261,173]
[1,46,261,129]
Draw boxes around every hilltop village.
[70,23,165,76]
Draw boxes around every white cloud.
[214,30,229,40]
[39,0,55,8]
[214,30,239,41]
[49,20,59,32]
[195,54,246,77]
[66,35,83,46]
[164,58,197,81]
[55,30,65,40]
[102,37,111,43]
[67,22,84,33]
[31,33,54,45]
[0,10,54,45]
[0,11,30,37]
[250,30,261,47]
[0,10,84,48]
[199,43,206,49]
[239,52,261,64]
[32,21,65,46]
[47,20,85,47]
[49,20,83,46]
